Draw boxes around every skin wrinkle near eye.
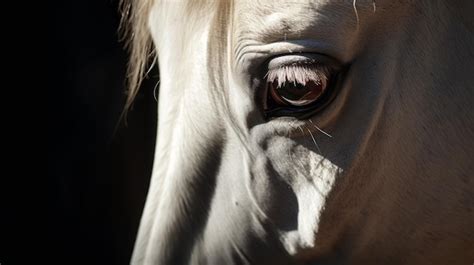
[235,40,346,74]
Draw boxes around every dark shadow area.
[48,0,157,264]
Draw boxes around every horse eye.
[263,64,335,118]
[268,78,327,107]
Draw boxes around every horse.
[121,0,474,264]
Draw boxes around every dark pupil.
[275,80,323,102]
[278,82,305,99]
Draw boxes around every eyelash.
[265,63,331,87]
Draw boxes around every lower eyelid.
[262,117,328,139]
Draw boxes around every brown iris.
[268,78,327,107]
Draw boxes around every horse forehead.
[233,0,357,31]
[228,0,406,70]
[231,1,356,46]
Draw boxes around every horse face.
[131,1,474,264]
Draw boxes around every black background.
[48,0,157,264]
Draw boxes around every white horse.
[121,0,474,264]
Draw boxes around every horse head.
[124,1,474,264]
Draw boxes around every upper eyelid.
[265,53,340,69]
[267,57,320,70]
